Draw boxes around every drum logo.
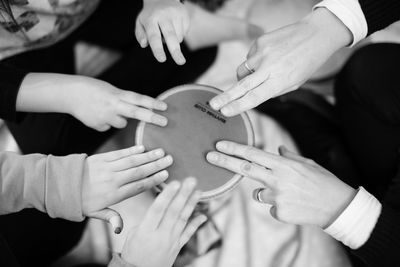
[194,102,226,124]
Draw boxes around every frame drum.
[136,84,254,201]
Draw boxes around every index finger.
[206,151,274,186]
[220,86,266,116]
[121,91,167,111]
[215,141,284,169]
[146,21,167,62]
[101,145,145,162]
[117,102,168,127]
[160,20,186,65]
[142,181,181,230]
[209,69,265,114]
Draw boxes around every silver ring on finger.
[253,188,266,203]
[244,61,255,74]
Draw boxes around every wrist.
[324,187,382,249]
[59,75,88,118]
[304,7,352,51]
[322,184,357,229]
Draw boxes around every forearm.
[303,7,352,52]
[0,151,86,221]
[314,0,367,46]
[324,187,382,249]
[16,73,81,115]
[315,0,400,47]
[0,152,48,214]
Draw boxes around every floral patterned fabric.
[0,0,99,60]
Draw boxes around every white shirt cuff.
[313,0,368,46]
[324,187,382,249]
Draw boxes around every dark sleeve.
[359,0,400,35]
[0,65,28,122]
[352,167,400,267]
[0,233,19,267]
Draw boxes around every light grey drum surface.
[136,84,254,200]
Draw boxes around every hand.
[207,141,356,228]
[121,178,206,267]
[82,145,174,234]
[136,0,189,65]
[17,73,168,132]
[209,8,352,116]
[67,75,168,131]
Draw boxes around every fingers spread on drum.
[215,141,282,169]
[206,150,273,186]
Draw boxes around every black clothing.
[0,1,216,266]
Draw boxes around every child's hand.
[121,178,206,267]
[136,0,189,65]
[68,76,167,131]
[82,145,174,234]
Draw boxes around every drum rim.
[135,84,255,201]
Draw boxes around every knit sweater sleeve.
[0,151,87,221]
[352,167,400,267]
[0,65,28,122]
[359,0,400,35]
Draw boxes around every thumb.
[89,208,124,234]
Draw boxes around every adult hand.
[82,145,173,234]
[207,141,356,228]
[209,8,352,116]
[136,0,189,65]
[121,178,206,267]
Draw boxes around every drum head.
[136,84,254,201]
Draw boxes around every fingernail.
[278,146,287,155]
[221,106,233,117]
[136,145,145,151]
[209,98,220,110]
[164,155,173,163]
[170,181,181,190]
[185,177,197,187]
[158,170,169,179]
[153,116,168,126]
[157,102,168,111]
[206,152,219,163]
[216,141,227,151]
[157,54,166,62]
[140,39,147,47]
[199,215,208,224]
[177,55,186,65]
[154,148,164,157]
[114,227,122,234]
